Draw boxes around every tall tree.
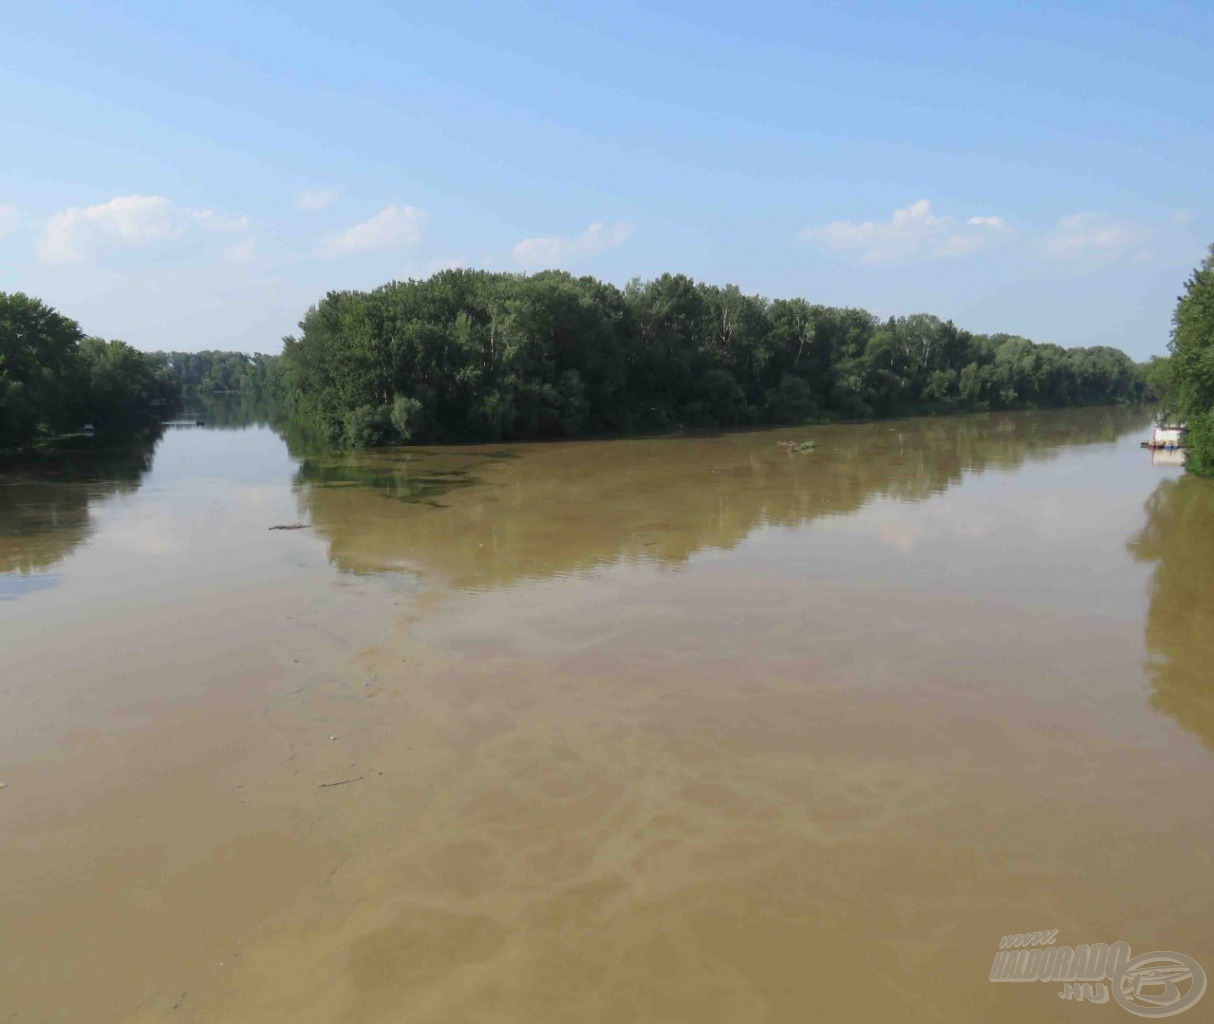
[1,293,84,445]
[1170,245,1214,475]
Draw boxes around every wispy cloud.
[224,238,256,263]
[799,200,1012,263]
[1040,213,1149,261]
[320,205,426,256]
[36,195,248,264]
[936,216,1013,257]
[512,221,633,269]
[0,205,19,237]
[296,188,337,212]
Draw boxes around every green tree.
[0,292,84,445]
[1170,246,1214,475]
[78,337,167,428]
[1142,356,1175,416]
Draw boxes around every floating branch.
[777,440,818,454]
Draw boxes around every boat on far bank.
[1142,423,1185,450]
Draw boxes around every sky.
[1,1,1210,358]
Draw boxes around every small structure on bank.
[1143,424,1185,450]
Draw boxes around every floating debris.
[269,523,308,531]
[318,776,363,789]
[777,440,819,454]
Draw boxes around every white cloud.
[224,238,255,263]
[937,217,1012,257]
[799,200,1011,263]
[967,215,1009,229]
[36,195,248,264]
[297,189,337,212]
[511,221,633,268]
[800,199,943,262]
[0,204,19,237]
[1040,213,1148,262]
[1172,209,1197,226]
[188,208,248,232]
[320,205,426,256]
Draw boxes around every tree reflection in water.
[1129,474,1214,749]
[0,429,162,580]
[293,405,1152,588]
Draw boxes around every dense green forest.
[280,270,1152,448]
[147,350,280,396]
[1165,246,1214,476]
[4,270,1174,455]
[1,292,180,449]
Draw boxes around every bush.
[342,404,393,447]
[1183,410,1214,476]
[390,395,425,443]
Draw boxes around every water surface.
[2,405,1212,1022]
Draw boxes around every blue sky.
[1,1,1210,357]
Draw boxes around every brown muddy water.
[2,405,1212,1022]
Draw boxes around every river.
[2,404,1212,1022]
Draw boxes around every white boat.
[1144,423,1184,450]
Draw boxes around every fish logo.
[1112,952,1206,1018]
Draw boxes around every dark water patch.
[0,430,162,576]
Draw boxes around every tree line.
[0,292,288,450]
[146,350,280,396]
[1158,245,1214,476]
[5,268,1174,454]
[279,270,1153,448]
[1,292,180,449]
